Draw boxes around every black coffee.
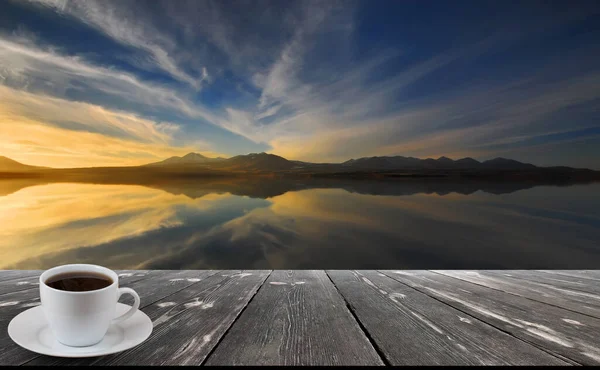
[45,272,113,292]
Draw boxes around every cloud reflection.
[3,180,599,269]
[0,183,268,268]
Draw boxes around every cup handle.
[112,287,140,324]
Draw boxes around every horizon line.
[0,152,592,171]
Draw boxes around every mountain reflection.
[1,178,599,269]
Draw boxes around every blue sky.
[1,0,599,168]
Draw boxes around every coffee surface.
[45,272,113,292]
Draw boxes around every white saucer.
[8,303,152,358]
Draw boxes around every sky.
[0,0,599,169]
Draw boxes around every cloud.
[269,68,600,163]
[0,84,178,143]
[215,11,600,163]
[4,0,600,167]
[26,0,207,89]
[163,0,305,71]
[0,36,208,115]
[0,35,240,140]
[0,85,224,167]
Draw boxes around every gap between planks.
[429,270,600,320]
[200,270,273,365]
[324,271,391,366]
[19,270,224,366]
[378,270,581,366]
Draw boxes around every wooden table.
[1,270,600,365]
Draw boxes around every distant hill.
[455,157,481,168]
[146,152,225,166]
[221,152,296,171]
[341,155,536,170]
[0,153,597,183]
[481,157,536,170]
[146,152,296,171]
[0,156,43,172]
[343,156,422,168]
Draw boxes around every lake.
[1,178,599,269]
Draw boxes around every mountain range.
[147,152,225,166]
[340,155,537,170]
[146,152,540,171]
[0,152,597,178]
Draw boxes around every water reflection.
[1,178,599,269]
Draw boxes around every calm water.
[1,178,599,269]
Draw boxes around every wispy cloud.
[0,35,224,128]
[2,0,600,167]
[267,68,600,163]
[0,85,223,167]
[26,0,207,89]
[211,2,600,163]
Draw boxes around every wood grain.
[537,270,600,282]
[327,270,567,365]
[0,270,153,297]
[23,270,221,366]
[381,270,600,365]
[478,270,600,298]
[68,270,272,366]
[2,270,600,366]
[0,287,48,366]
[2,270,154,366]
[205,270,384,366]
[0,275,41,297]
[0,271,41,283]
[432,270,600,318]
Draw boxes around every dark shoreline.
[1,166,599,199]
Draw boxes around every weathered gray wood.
[537,270,600,282]
[380,270,600,365]
[205,270,384,366]
[101,270,270,366]
[0,275,41,297]
[327,270,567,365]
[0,270,153,366]
[0,270,41,283]
[480,270,600,298]
[3,270,600,366]
[21,270,221,366]
[111,270,221,308]
[0,270,150,326]
[0,287,46,366]
[432,270,600,319]
[0,270,153,297]
[40,270,273,366]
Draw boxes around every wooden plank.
[0,275,41,297]
[109,270,221,308]
[0,287,48,366]
[98,270,270,366]
[0,270,154,366]
[380,270,600,365]
[0,271,41,283]
[0,270,149,297]
[327,270,567,365]
[19,270,220,366]
[537,270,600,282]
[481,270,600,297]
[205,270,384,366]
[432,270,600,319]
[30,270,272,366]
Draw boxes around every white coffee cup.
[39,264,140,347]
